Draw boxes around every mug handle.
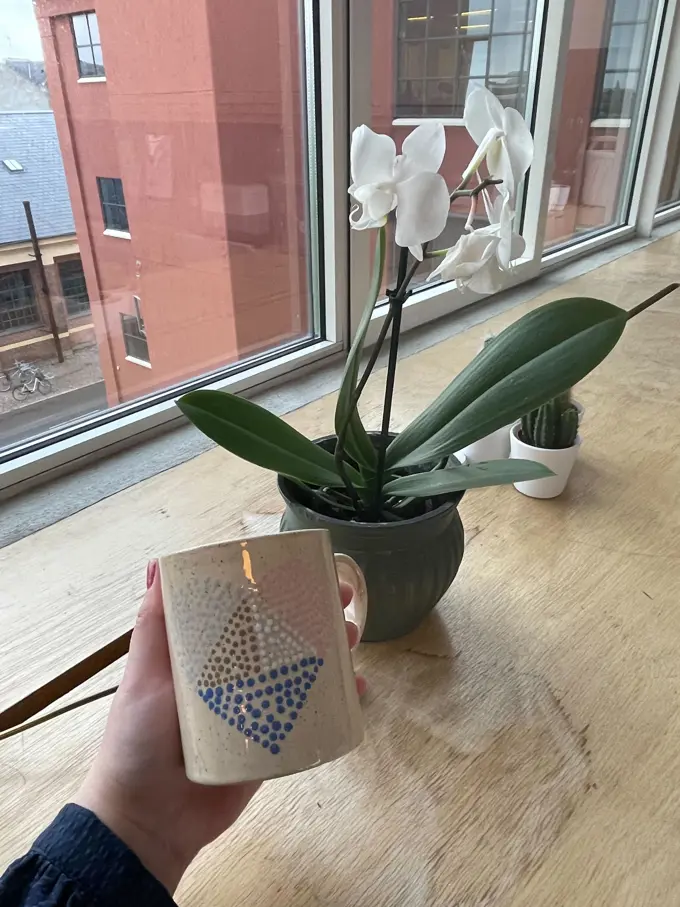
[334,553,368,647]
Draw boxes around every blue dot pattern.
[197,657,322,753]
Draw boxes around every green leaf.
[383,459,554,497]
[334,227,386,471]
[387,297,626,468]
[178,390,362,488]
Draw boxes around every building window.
[58,258,91,317]
[593,0,654,120]
[121,297,149,363]
[71,12,105,78]
[0,269,40,333]
[395,0,537,118]
[97,177,129,232]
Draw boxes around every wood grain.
[1,232,680,905]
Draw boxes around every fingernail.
[146,560,158,589]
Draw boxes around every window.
[593,0,653,120]
[0,270,40,333]
[58,258,91,317]
[71,12,105,78]
[96,177,129,233]
[544,0,660,251]
[121,297,149,363]
[395,0,538,118]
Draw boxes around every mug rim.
[158,528,329,565]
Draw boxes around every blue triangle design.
[198,657,324,754]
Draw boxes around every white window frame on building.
[71,11,105,79]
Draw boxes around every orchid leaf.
[383,459,553,497]
[334,226,386,471]
[178,390,362,488]
[386,297,627,468]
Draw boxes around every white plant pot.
[457,424,511,463]
[509,423,581,499]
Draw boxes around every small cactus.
[520,392,579,450]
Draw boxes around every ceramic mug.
[160,529,368,785]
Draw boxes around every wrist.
[74,787,192,894]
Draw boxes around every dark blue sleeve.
[0,804,177,907]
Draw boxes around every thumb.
[123,560,172,686]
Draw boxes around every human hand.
[75,560,365,893]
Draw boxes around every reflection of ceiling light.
[462,8,492,14]
[407,15,429,20]
[460,24,489,29]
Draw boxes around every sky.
[0,0,43,61]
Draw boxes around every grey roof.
[0,111,75,245]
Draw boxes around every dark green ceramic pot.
[278,436,465,642]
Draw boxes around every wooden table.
[2,233,680,905]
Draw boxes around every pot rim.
[510,421,581,453]
[278,473,462,530]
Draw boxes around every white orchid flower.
[462,87,534,203]
[427,197,525,295]
[348,121,450,261]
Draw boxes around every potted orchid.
[177,88,658,641]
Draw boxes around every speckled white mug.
[160,530,367,785]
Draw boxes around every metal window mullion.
[522,0,575,263]
[348,0,374,338]
[635,0,680,233]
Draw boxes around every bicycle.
[11,367,53,401]
[1,360,30,393]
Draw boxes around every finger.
[355,675,368,697]
[124,561,172,685]
[345,620,359,650]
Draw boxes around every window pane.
[427,0,460,38]
[461,1,492,35]
[396,79,425,116]
[71,13,90,46]
[488,34,524,78]
[77,44,95,75]
[493,0,531,32]
[59,259,91,317]
[92,44,105,75]
[657,93,680,209]
[613,0,652,22]
[0,1,321,457]
[0,270,40,332]
[465,39,489,78]
[401,40,427,78]
[607,24,646,72]
[399,0,429,39]
[544,0,660,252]
[87,12,100,44]
[426,39,456,77]
[373,0,538,290]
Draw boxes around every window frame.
[352,0,677,341]
[71,11,105,79]
[96,176,130,233]
[58,257,91,318]
[393,0,538,120]
[0,268,41,334]
[0,0,347,493]
[121,298,150,366]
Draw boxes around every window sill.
[392,117,465,127]
[103,229,131,240]
[125,356,152,369]
[78,76,106,83]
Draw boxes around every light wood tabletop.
[2,232,680,905]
